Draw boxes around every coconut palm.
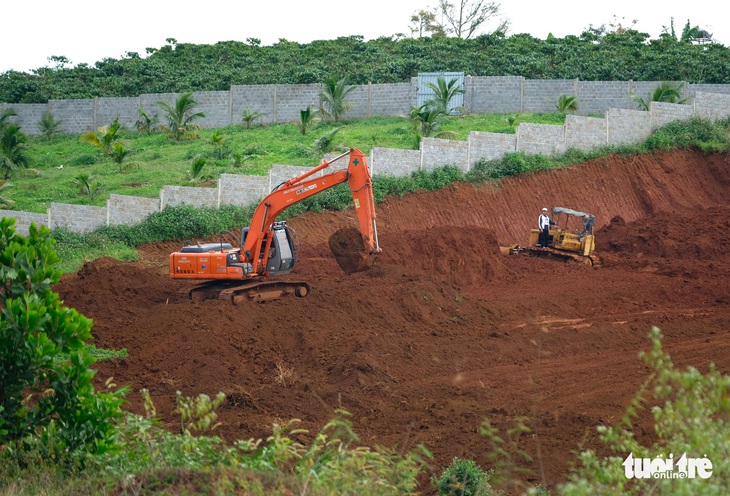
[408,104,458,148]
[79,117,122,155]
[632,82,688,111]
[0,108,18,129]
[298,106,319,135]
[241,109,265,128]
[186,154,212,184]
[556,94,579,114]
[37,111,62,141]
[134,108,159,135]
[319,78,354,122]
[0,123,30,180]
[158,92,206,140]
[425,77,465,114]
[73,173,104,201]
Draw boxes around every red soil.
[55,149,730,492]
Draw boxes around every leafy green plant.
[36,111,62,141]
[134,108,160,135]
[408,104,457,147]
[73,173,104,201]
[559,327,730,495]
[555,94,578,114]
[298,106,319,135]
[425,77,465,115]
[79,117,122,156]
[186,154,212,184]
[312,126,343,154]
[319,77,354,122]
[158,92,206,141]
[432,457,493,496]
[109,142,131,172]
[0,122,30,179]
[0,218,126,455]
[632,81,688,111]
[0,180,15,207]
[241,109,265,128]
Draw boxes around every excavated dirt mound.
[54,149,730,493]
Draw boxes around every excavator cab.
[240,221,297,276]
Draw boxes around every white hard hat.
[542,207,548,212]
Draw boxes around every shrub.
[0,218,125,457]
[432,457,493,496]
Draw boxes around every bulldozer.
[508,207,599,266]
[169,148,381,303]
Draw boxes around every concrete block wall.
[651,101,694,128]
[576,81,631,116]
[218,174,269,207]
[1,103,46,134]
[606,108,652,145]
[369,83,413,117]
[0,209,47,235]
[421,137,469,172]
[49,99,94,135]
[107,193,160,226]
[370,147,421,177]
[231,84,277,124]
[194,91,231,129]
[96,97,140,130]
[517,123,566,157]
[694,91,730,120]
[272,84,320,123]
[467,131,517,167]
[49,202,106,233]
[464,76,523,114]
[523,79,577,114]
[565,115,607,151]
[161,185,218,208]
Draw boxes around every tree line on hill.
[1,30,729,104]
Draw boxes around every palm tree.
[0,108,18,129]
[425,77,465,114]
[319,78,354,122]
[37,111,62,141]
[241,109,265,128]
[312,127,343,154]
[79,117,122,155]
[298,106,319,135]
[73,173,104,201]
[134,108,159,135]
[408,104,458,148]
[632,82,688,111]
[158,92,206,140]
[110,143,130,172]
[556,94,579,114]
[0,123,30,180]
[186,154,211,184]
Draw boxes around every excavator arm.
[242,148,380,275]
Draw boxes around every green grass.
[12,113,563,213]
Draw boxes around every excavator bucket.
[328,227,379,274]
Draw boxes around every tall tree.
[409,10,447,37]
[435,0,509,39]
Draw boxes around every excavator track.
[190,280,311,303]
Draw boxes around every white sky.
[1,1,726,73]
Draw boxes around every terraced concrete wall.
[3,89,730,237]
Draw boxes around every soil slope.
[55,149,730,492]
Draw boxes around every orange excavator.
[169,148,381,303]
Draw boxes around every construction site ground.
[55,149,730,492]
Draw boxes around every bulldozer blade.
[329,227,379,274]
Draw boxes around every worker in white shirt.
[538,207,555,247]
